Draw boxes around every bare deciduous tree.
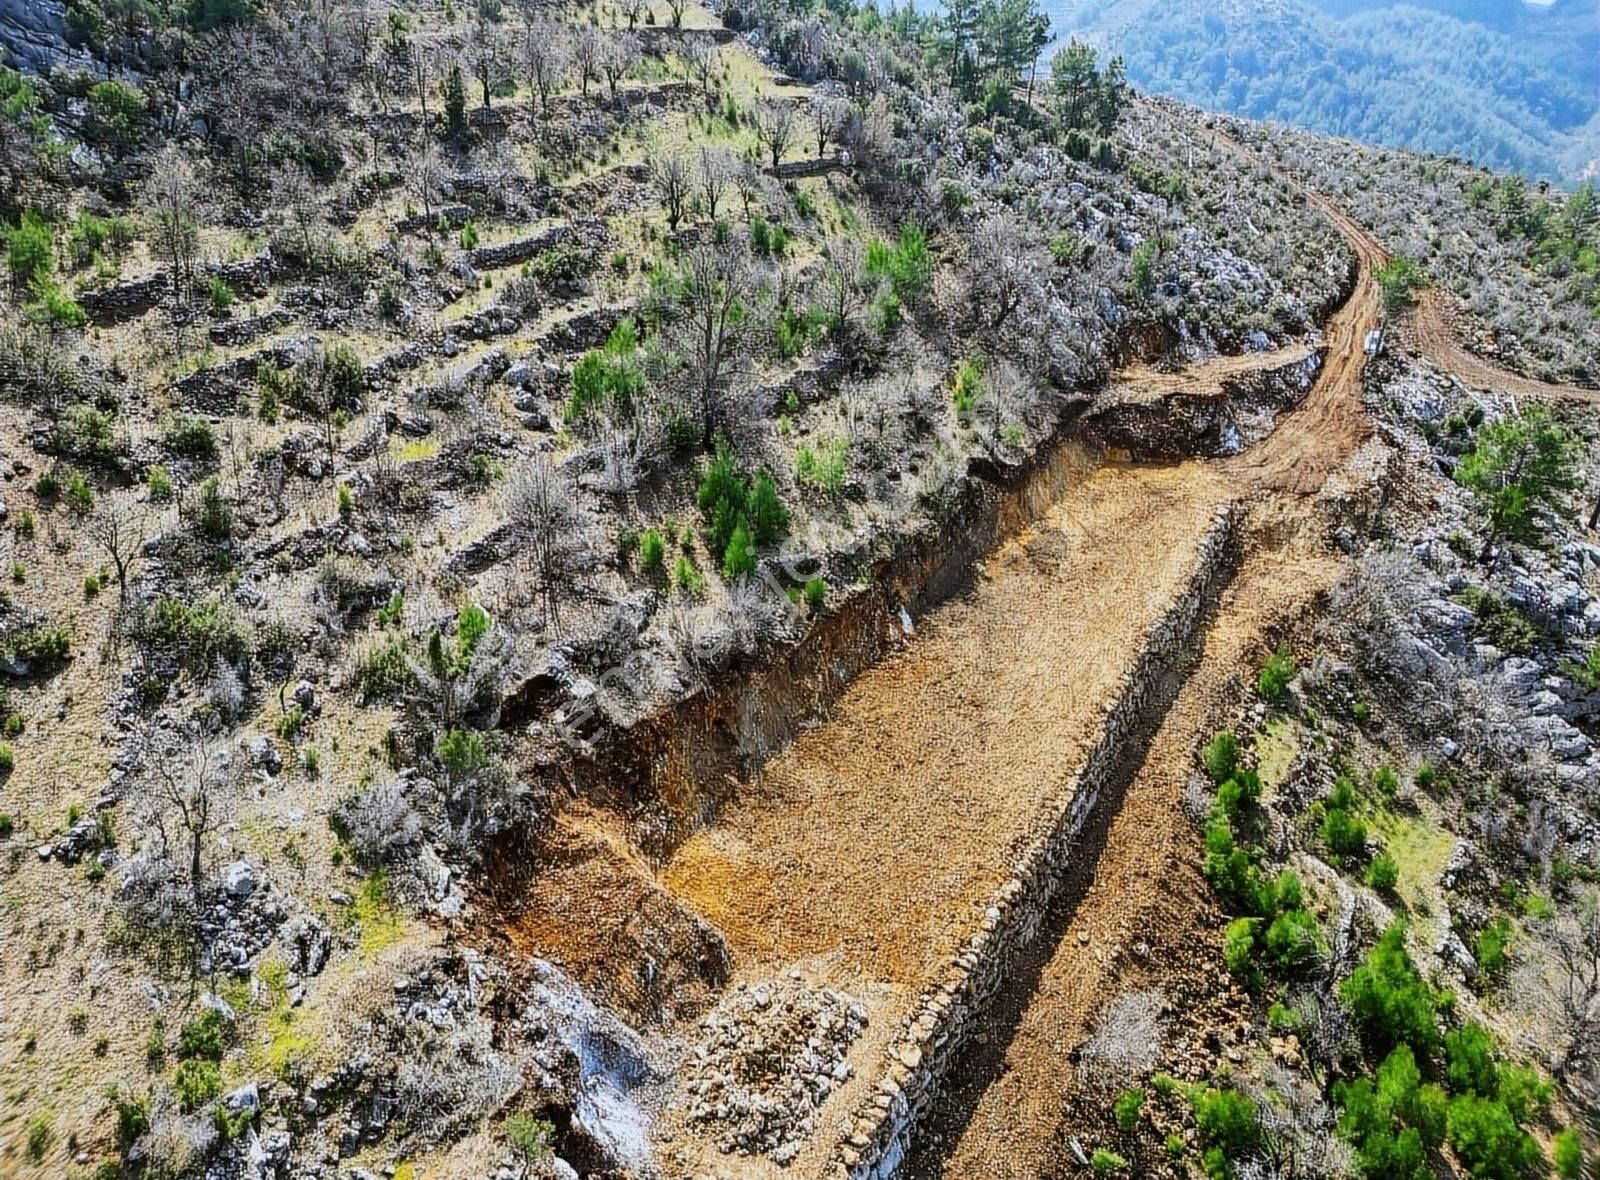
[820,236,867,333]
[697,145,737,223]
[599,33,640,102]
[649,148,693,232]
[128,723,241,940]
[753,98,799,169]
[142,146,205,303]
[522,22,569,115]
[683,38,721,103]
[810,93,848,155]
[270,162,328,268]
[466,16,511,107]
[503,455,596,635]
[571,26,602,97]
[668,238,762,450]
[85,495,153,604]
[733,151,764,221]
[405,139,450,228]
[964,214,1049,332]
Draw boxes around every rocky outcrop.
[0,0,79,72]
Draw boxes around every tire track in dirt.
[1404,287,1600,401]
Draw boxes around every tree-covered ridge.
[1048,0,1600,183]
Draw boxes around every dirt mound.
[497,807,730,1027]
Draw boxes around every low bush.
[1257,646,1296,701]
[1202,731,1239,782]
[1366,855,1400,892]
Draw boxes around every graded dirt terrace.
[652,460,1234,1176]
[905,524,1345,1180]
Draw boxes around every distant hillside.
[1049,0,1600,183]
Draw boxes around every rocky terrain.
[0,1,1597,1179]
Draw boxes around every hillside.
[1050,0,1600,182]
[1,1,1599,1179]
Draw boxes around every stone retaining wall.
[831,502,1244,1180]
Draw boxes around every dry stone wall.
[830,501,1244,1180]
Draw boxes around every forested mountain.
[1049,0,1600,182]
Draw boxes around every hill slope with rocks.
[0,2,1598,1179]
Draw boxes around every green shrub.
[66,472,94,513]
[147,464,173,499]
[177,1009,228,1062]
[1446,1093,1544,1180]
[1375,255,1426,315]
[1224,917,1258,980]
[12,626,70,668]
[803,577,826,610]
[1340,923,1445,1058]
[197,477,232,541]
[1413,761,1437,791]
[1202,731,1239,782]
[951,356,984,416]
[1214,770,1261,822]
[1455,586,1544,654]
[639,528,666,572]
[1553,1127,1583,1179]
[165,415,218,459]
[355,636,414,703]
[722,521,755,580]
[24,1108,53,1162]
[1256,647,1296,701]
[1090,1148,1128,1173]
[1366,855,1400,892]
[1373,766,1400,798]
[672,555,706,596]
[1113,1088,1144,1132]
[1323,806,1368,862]
[135,598,250,673]
[864,222,932,306]
[5,211,54,290]
[172,1059,221,1113]
[1189,1085,1260,1162]
[207,277,233,312]
[697,440,790,562]
[1496,1063,1552,1124]
[504,1112,555,1162]
[1474,919,1512,978]
[1203,820,1265,916]
[107,1084,150,1152]
[28,278,88,328]
[796,438,849,495]
[0,743,13,776]
[1262,907,1320,972]
[566,319,644,424]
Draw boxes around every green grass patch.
[1370,810,1456,937]
[1253,718,1299,799]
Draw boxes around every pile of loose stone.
[685,977,867,1165]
